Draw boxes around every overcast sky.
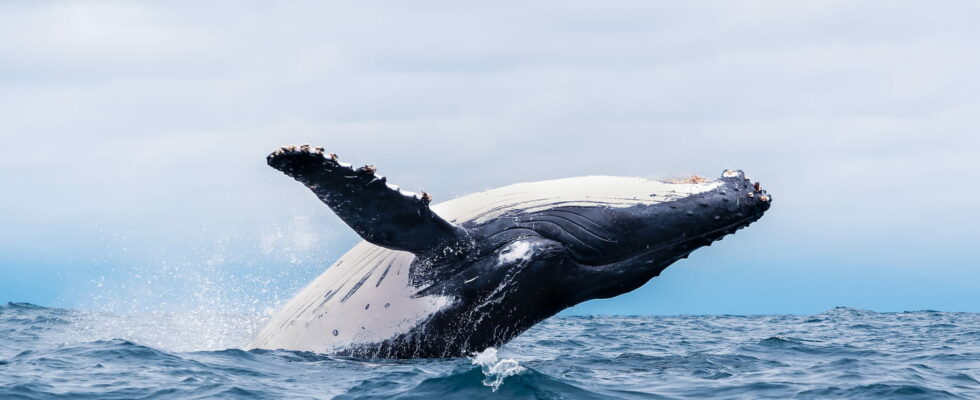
[1,1,978,315]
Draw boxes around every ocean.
[1,302,977,399]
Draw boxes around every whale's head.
[552,169,772,302]
[438,170,772,308]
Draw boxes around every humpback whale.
[248,145,772,358]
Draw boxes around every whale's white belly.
[248,176,721,352]
[247,241,452,352]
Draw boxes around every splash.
[61,308,266,352]
[470,347,525,392]
[61,211,333,352]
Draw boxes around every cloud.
[1,0,978,311]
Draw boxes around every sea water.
[1,303,978,399]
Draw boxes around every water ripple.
[1,303,979,399]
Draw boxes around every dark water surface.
[1,303,978,399]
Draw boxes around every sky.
[1,1,978,316]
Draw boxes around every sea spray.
[62,308,266,352]
[59,212,331,352]
[470,347,525,391]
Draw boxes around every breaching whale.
[248,145,772,358]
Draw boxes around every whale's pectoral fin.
[267,145,465,254]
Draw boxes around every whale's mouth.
[663,212,765,251]
[660,170,771,254]
[678,170,771,245]
[582,213,763,269]
[581,170,771,269]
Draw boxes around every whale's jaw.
[567,170,771,302]
[658,169,771,253]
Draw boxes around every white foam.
[498,241,533,265]
[471,347,525,392]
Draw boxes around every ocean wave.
[1,304,979,399]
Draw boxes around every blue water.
[1,303,978,399]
